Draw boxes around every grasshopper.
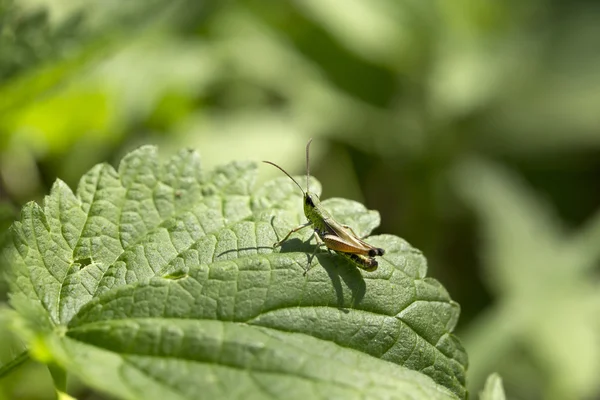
[263,139,385,272]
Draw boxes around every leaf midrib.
[63,321,434,395]
[66,296,456,361]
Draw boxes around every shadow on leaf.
[277,238,367,309]
[317,253,366,309]
[215,246,275,259]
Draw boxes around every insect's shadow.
[316,253,366,310]
[278,237,313,254]
[278,238,367,310]
[216,246,275,259]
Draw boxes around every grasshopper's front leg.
[273,221,312,248]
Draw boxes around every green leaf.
[0,308,29,380]
[455,159,600,397]
[478,373,505,400]
[3,145,467,399]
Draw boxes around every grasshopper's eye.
[305,195,314,207]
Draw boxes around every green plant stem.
[0,350,29,379]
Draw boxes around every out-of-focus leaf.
[478,373,505,400]
[0,306,55,400]
[480,8,600,155]
[455,159,600,398]
[293,0,409,64]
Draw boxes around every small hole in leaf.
[202,186,216,196]
[73,257,92,267]
[163,271,188,280]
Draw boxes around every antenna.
[305,138,313,192]
[262,161,306,195]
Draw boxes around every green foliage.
[456,160,600,399]
[0,0,81,82]
[479,374,506,400]
[2,146,466,399]
[2,0,600,398]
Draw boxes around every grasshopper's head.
[303,192,320,215]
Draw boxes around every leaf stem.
[0,350,30,379]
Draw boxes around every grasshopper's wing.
[322,218,385,256]
[321,233,370,255]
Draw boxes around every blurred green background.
[1,0,600,399]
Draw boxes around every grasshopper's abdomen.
[344,253,378,272]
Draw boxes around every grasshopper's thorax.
[304,192,332,233]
